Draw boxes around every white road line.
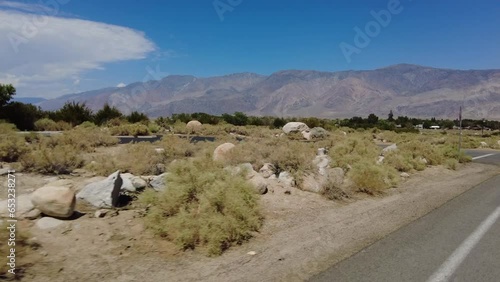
[426,206,500,282]
[472,153,496,160]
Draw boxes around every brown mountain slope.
[38,64,500,119]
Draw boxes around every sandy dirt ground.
[2,162,499,282]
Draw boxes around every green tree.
[0,84,15,107]
[0,102,44,131]
[388,110,394,122]
[52,101,93,126]
[127,111,149,124]
[367,113,379,125]
[94,103,123,125]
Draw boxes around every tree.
[0,84,16,107]
[388,110,394,122]
[127,111,149,124]
[0,102,44,130]
[367,113,379,125]
[52,101,93,126]
[94,103,123,125]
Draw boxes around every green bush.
[34,118,72,131]
[139,157,263,256]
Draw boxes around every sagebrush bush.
[46,127,118,153]
[88,142,166,176]
[156,135,199,160]
[0,130,30,162]
[34,118,72,131]
[328,135,380,170]
[139,157,263,256]
[21,143,84,174]
[349,161,399,194]
[109,123,150,136]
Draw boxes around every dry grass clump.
[321,176,349,200]
[349,160,399,194]
[139,157,263,256]
[156,135,200,160]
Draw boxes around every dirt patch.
[8,163,500,282]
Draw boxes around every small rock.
[301,130,312,140]
[400,172,410,178]
[94,209,108,218]
[35,217,65,230]
[154,148,165,153]
[0,168,11,176]
[479,141,489,148]
[377,156,385,165]
[150,173,169,192]
[278,171,295,187]
[382,144,398,156]
[247,251,257,256]
[259,163,277,178]
[186,120,202,133]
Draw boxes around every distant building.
[415,124,423,129]
[430,125,440,129]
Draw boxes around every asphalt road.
[310,152,500,282]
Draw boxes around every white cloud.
[0,2,156,98]
[116,82,126,88]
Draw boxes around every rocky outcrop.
[259,163,277,178]
[381,144,398,156]
[31,186,75,218]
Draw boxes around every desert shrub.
[438,145,472,163]
[156,135,199,160]
[328,135,380,170]
[109,123,150,136]
[148,123,161,134]
[444,158,459,170]
[139,157,263,256]
[34,118,72,131]
[34,118,57,131]
[384,151,414,172]
[0,121,17,132]
[349,161,399,194]
[21,144,84,174]
[0,222,35,278]
[88,142,166,176]
[321,176,349,200]
[51,127,118,152]
[79,121,97,128]
[269,140,316,174]
[398,140,443,165]
[0,132,30,162]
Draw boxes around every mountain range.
[36,64,500,119]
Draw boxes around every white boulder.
[213,143,236,162]
[31,186,75,218]
[282,122,310,134]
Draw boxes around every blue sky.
[1,0,499,98]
